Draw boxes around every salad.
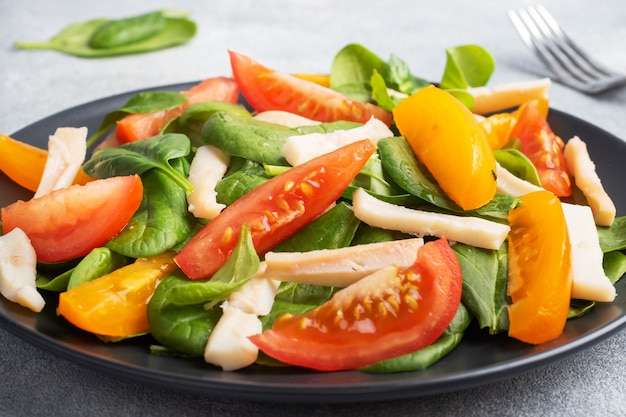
[1,43,625,374]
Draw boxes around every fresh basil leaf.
[83,133,193,193]
[453,243,509,334]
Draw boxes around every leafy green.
[88,11,166,49]
[598,216,626,252]
[329,43,387,102]
[67,248,130,290]
[495,149,542,186]
[440,44,495,90]
[165,224,260,305]
[453,243,509,334]
[360,303,471,373]
[14,10,196,58]
[215,158,269,205]
[603,250,626,284]
[83,133,193,193]
[105,170,196,258]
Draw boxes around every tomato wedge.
[393,85,497,211]
[228,50,392,126]
[507,190,572,344]
[507,100,571,197]
[58,252,177,338]
[249,237,462,371]
[1,175,143,262]
[116,77,240,144]
[175,139,377,279]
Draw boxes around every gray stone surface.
[1,1,625,416]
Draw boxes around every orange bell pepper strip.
[57,252,178,338]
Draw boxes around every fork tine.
[530,6,612,82]
[509,8,585,88]
[509,6,626,93]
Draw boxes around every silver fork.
[508,5,626,94]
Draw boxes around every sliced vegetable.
[507,100,571,197]
[249,237,462,371]
[174,139,377,279]
[393,85,497,210]
[229,50,392,125]
[2,175,143,262]
[0,134,48,192]
[507,190,572,344]
[57,252,177,337]
[116,77,240,143]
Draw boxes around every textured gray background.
[1,1,625,416]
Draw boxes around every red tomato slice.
[175,139,377,279]
[507,101,572,197]
[116,77,240,144]
[228,50,393,126]
[1,175,143,263]
[249,237,463,371]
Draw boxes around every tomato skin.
[175,139,377,279]
[228,50,393,126]
[507,100,571,197]
[1,175,143,263]
[116,77,240,143]
[249,237,462,371]
[58,252,177,337]
[507,190,572,344]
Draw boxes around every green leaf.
[68,247,130,290]
[165,224,260,305]
[603,250,626,284]
[495,149,542,186]
[370,70,398,112]
[106,170,196,258]
[453,243,510,334]
[215,158,270,205]
[147,270,223,357]
[330,43,387,102]
[83,133,193,194]
[385,54,429,95]
[14,11,196,58]
[440,45,495,90]
[598,216,626,252]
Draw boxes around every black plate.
[1,83,625,403]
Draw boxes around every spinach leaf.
[67,247,130,290]
[329,43,387,102]
[453,243,509,334]
[598,216,626,252]
[568,299,596,319]
[14,10,196,58]
[36,269,73,292]
[166,102,252,146]
[165,224,260,305]
[259,300,318,331]
[215,158,269,205]
[202,112,293,166]
[106,170,196,258]
[385,54,429,95]
[272,202,360,253]
[351,223,413,245]
[83,133,193,194]
[147,270,222,357]
[603,250,626,284]
[88,91,187,146]
[440,44,495,90]
[495,149,542,186]
[360,303,471,373]
[345,150,401,198]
